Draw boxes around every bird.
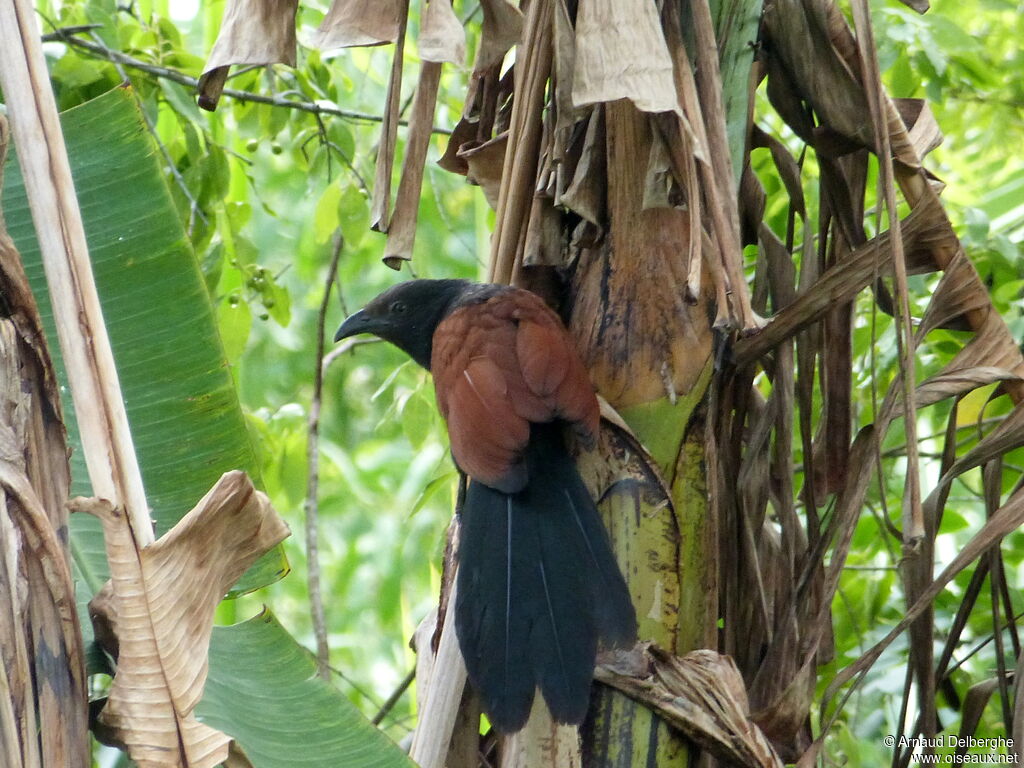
[334,278,637,732]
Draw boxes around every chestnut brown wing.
[431,290,598,492]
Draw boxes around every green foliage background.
[3,0,1023,763]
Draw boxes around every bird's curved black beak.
[334,309,379,343]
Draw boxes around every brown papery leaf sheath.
[84,472,289,768]
[198,0,298,109]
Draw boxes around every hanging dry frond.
[571,0,679,114]
[419,0,466,64]
[370,0,411,232]
[382,60,444,267]
[310,0,405,50]
[198,0,298,110]
[727,0,1024,758]
[382,0,465,267]
[438,0,521,188]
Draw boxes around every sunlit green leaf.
[200,611,415,768]
[314,182,342,244]
[219,297,254,364]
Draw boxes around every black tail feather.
[454,423,637,732]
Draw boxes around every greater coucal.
[335,279,637,732]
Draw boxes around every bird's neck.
[397,282,511,370]
[399,324,435,370]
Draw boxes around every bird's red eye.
[390,300,407,314]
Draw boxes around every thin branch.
[300,111,370,196]
[322,335,380,372]
[40,27,453,136]
[226,63,263,81]
[305,235,345,681]
[372,666,416,726]
[944,608,1024,678]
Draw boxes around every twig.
[321,335,379,372]
[40,27,453,136]
[305,235,345,680]
[325,661,385,709]
[300,111,370,195]
[944,608,1024,678]
[372,667,416,726]
[226,63,262,81]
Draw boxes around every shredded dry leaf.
[369,0,410,232]
[383,60,443,267]
[84,471,289,768]
[597,646,784,767]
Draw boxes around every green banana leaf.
[202,611,415,768]
[2,88,412,766]
[1,87,285,599]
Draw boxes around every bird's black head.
[334,279,473,368]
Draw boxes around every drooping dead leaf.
[419,0,466,64]
[459,133,508,209]
[825,484,1024,706]
[893,98,943,160]
[936,402,1024,488]
[437,119,477,177]
[916,367,1021,409]
[955,678,1002,757]
[310,0,404,50]
[913,251,1024,402]
[83,471,289,768]
[557,107,606,226]
[571,0,679,115]
[733,193,950,365]
[197,0,298,110]
[718,0,1024,757]
[436,0,520,179]
[477,0,522,70]
[522,190,564,266]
